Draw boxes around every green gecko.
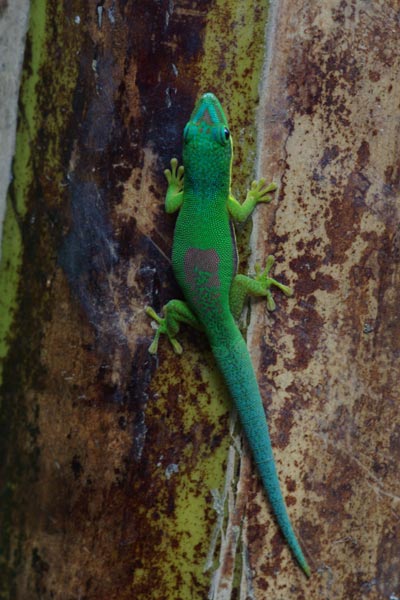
[146,92,310,577]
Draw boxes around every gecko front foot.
[254,256,293,311]
[164,158,184,192]
[248,179,278,204]
[164,158,185,213]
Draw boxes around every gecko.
[146,92,310,576]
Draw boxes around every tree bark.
[1,1,399,599]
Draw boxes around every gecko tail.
[210,330,311,577]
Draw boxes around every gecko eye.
[216,125,230,145]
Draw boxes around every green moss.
[200,0,270,193]
[0,0,79,380]
[0,0,47,380]
[0,203,21,369]
[0,0,81,595]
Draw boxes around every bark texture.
[1,1,399,599]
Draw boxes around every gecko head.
[182,92,232,171]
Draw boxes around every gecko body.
[147,93,310,576]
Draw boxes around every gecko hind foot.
[254,256,293,311]
[146,306,183,355]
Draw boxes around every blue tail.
[210,327,310,576]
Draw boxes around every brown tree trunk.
[1,1,399,599]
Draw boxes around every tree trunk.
[1,1,399,599]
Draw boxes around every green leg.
[146,300,202,354]
[227,179,277,222]
[164,158,184,214]
[229,255,293,320]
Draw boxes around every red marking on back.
[184,248,220,290]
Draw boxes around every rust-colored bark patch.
[250,0,400,596]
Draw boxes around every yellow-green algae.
[0,0,81,595]
[0,1,47,592]
[135,345,232,595]
[200,1,270,195]
[0,0,46,383]
[0,0,79,384]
